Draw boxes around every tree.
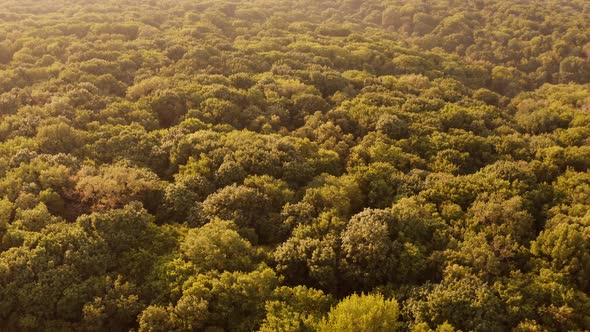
[81,275,143,331]
[348,162,402,208]
[36,122,85,154]
[202,182,287,244]
[559,56,590,83]
[340,208,396,290]
[77,202,174,278]
[274,210,345,291]
[318,293,401,332]
[0,42,13,64]
[465,193,535,244]
[0,0,589,329]
[405,265,507,331]
[260,286,333,332]
[75,163,163,212]
[180,219,256,273]
[146,267,279,331]
[0,222,109,330]
[531,214,590,292]
[138,305,175,332]
[494,269,590,330]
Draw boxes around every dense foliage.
[0,0,589,330]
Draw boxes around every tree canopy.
[0,0,589,330]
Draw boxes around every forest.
[0,0,589,330]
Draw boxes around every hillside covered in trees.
[0,0,589,330]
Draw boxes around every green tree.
[405,265,506,331]
[180,219,256,272]
[340,208,395,290]
[75,163,163,212]
[531,214,590,292]
[318,293,401,332]
[260,286,333,332]
[36,122,85,154]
